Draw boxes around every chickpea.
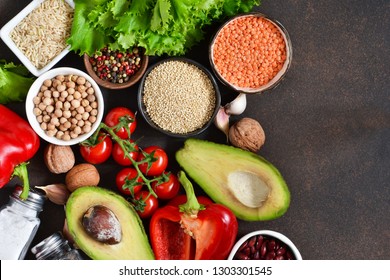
[33,96,41,105]
[33,107,42,116]
[68,88,75,95]
[43,79,52,87]
[62,134,71,141]
[43,115,51,123]
[43,90,52,98]
[43,97,52,106]
[76,76,86,85]
[74,91,81,100]
[71,99,80,108]
[63,110,71,119]
[57,84,66,92]
[56,75,65,82]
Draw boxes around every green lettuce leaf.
[69,0,261,56]
[0,60,35,104]
[67,0,112,55]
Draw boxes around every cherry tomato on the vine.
[116,168,143,196]
[112,141,139,166]
[104,107,137,139]
[152,172,180,200]
[134,191,159,219]
[80,133,113,164]
[138,146,168,176]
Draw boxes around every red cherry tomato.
[79,133,113,164]
[138,146,168,176]
[168,194,214,207]
[135,191,159,219]
[152,172,180,200]
[116,168,143,196]
[112,141,139,166]
[104,107,137,139]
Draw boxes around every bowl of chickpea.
[25,67,104,146]
[209,13,293,94]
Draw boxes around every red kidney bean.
[276,246,286,256]
[238,240,248,251]
[260,242,268,257]
[233,234,296,261]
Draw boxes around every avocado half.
[65,186,154,260]
[176,139,290,221]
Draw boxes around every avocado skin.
[66,186,154,260]
[176,138,290,221]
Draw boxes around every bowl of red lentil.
[209,13,292,94]
[83,46,148,90]
[25,67,104,146]
[228,230,302,260]
[138,57,221,138]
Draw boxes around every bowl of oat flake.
[138,58,221,137]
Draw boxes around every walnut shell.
[65,163,100,192]
[44,144,75,174]
[229,117,265,153]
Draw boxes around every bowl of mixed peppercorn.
[83,46,148,90]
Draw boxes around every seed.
[233,234,296,260]
[33,74,99,140]
[212,15,287,89]
[142,60,216,134]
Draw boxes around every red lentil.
[212,16,287,89]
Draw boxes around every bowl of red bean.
[25,67,104,146]
[228,230,302,260]
[209,13,292,94]
[83,46,148,90]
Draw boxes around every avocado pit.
[227,171,270,208]
[82,205,122,245]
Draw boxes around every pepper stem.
[177,171,204,215]
[12,162,30,200]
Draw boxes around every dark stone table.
[0,0,389,260]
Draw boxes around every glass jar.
[0,186,46,260]
[31,232,83,260]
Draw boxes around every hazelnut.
[44,144,75,174]
[65,163,100,192]
[82,205,122,244]
[229,117,265,153]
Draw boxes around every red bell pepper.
[0,105,40,199]
[150,171,238,260]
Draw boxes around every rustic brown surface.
[0,0,389,260]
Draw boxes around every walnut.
[65,163,100,192]
[228,117,265,153]
[44,144,75,174]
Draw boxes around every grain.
[10,0,74,69]
[142,61,216,134]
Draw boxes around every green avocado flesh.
[66,186,154,260]
[176,139,290,221]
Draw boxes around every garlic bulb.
[214,93,247,139]
[35,184,70,205]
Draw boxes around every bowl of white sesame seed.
[137,57,221,138]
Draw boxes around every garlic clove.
[214,106,230,141]
[224,93,247,115]
[35,184,70,205]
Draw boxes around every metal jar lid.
[31,232,67,259]
[12,186,46,211]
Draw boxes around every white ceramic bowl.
[25,67,104,146]
[0,0,74,77]
[228,230,302,260]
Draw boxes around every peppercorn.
[89,47,143,83]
